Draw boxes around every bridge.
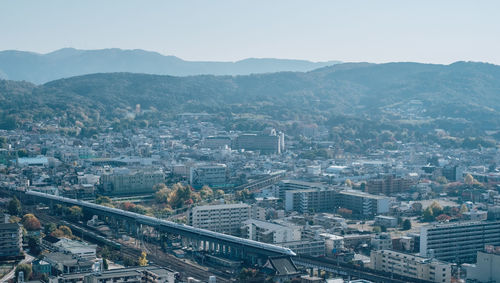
[26,190,295,265]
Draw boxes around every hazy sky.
[1,0,499,64]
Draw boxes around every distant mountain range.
[0,48,341,84]
[2,61,500,144]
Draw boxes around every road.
[0,254,34,282]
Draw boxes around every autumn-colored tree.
[344,179,353,187]
[459,204,469,213]
[200,185,214,200]
[22,214,41,231]
[429,201,443,216]
[464,174,476,185]
[68,206,83,221]
[154,186,171,203]
[138,251,148,266]
[121,202,136,211]
[51,225,73,238]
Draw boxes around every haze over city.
[1,1,500,283]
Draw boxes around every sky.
[1,0,499,64]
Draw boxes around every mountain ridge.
[0,48,341,84]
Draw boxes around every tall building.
[465,245,500,283]
[370,250,452,283]
[188,203,251,235]
[233,129,284,154]
[366,175,413,195]
[241,219,301,244]
[0,222,23,258]
[189,163,228,189]
[420,220,500,263]
[337,190,390,219]
[284,188,337,213]
[100,168,164,195]
[202,136,232,149]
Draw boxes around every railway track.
[31,210,233,282]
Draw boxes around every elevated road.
[26,190,295,261]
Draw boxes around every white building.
[188,203,251,235]
[320,233,344,256]
[370,250,452,283]
[241,219,301,244]
[465,245,500,283]
[371,233,392,250]
[420,220,500,263]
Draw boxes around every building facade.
[241,219,301,244]
[337,190,390,219]
[370,249,452,283]
[100,168,164,195]
[188,203,251,235]
[420,221,500,263]
[0,222,23,258]
[189,163,228,189]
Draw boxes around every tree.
[200,185,214,200]
[44,223,57,234]
[51,225,73,238]
[436,176,448,185]
[21,214,41,231]
[68,206,83,221]
[154,185,171,203]
[372,226,382,233]
[429,201,443,216]
[8,197,21,216]
[422,207,434,222]
[103,258,109,270]
[138,251,148,266]
[460,204,469,213]
[464,173,476,185]
[15,264,32,281]
[344,179,353,187]
[214,189,225,199]
[402,219,412,230]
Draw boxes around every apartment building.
[241,219,301,244]
[0,222,23,258]
[233,132,283,154]
[285,188,337,213]
[189,163,228,189]
[188,203,251,235]
[100,168,164,195]
[370,249,452,283]
[366,175,413,195]
[420,220,500,263]
[337,190,390,219]
[465,245,500,283]
[276,179,327,201]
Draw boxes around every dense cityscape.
[0,108,499,282]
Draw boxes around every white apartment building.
[241,219,301,244]
[420,220,500,263]
[370,249,452,283]
[187,203,251,235]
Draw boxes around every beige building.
[370,249,452,283]
[187,203,251,235]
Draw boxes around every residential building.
[465,245,500,283]
[189,163,228,188]
[371,233,392,250]
[0,222,23,258]
[275,180,326,200]
[375,215,398,228]
[321,233,344,256]
[366,175,413,195]
[280,239,325,257]
[337,190,390,219]
[202,136,231,149]
[370,249,452,283]
[188,203,251,235]
[241,219,301,244]
[285,188,337,213]
[420,221,500,263]
[100,168,164,195]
